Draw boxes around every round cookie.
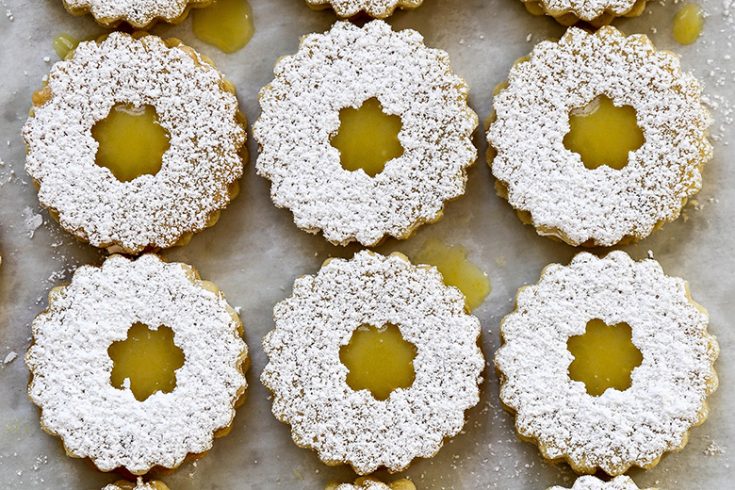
[327,477,416,490]
[61,0,211,28]
[305,0,423,18]
[548,476,655,490]
[520,0,648,26]
[26,254,248,474]
[262,251,484,474]
[255,20,478,247]
[495,251,718,475]
[103,479,170,490]
[487,27,711,247]
[24,32,246,254]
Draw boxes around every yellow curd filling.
[192,0,255,54]
[673,4,704,46]
[414,239,490,311]
[564,95,645,170]
[52,33,80,59]
[567,319,643,396]
[108,323,185,401]
[331,97,404,177]
[340,323,416,401]
[92,104,170,182]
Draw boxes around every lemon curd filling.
[108,323,185,401]
[331,97,404,177]
[567,319,643,396]
[563,95,645,170]
[673,4,704,46]
[53,33,80,59]
[92,104,170,182]
[414,239,490,311]
[340,323,417,401]
[192,0,255,54]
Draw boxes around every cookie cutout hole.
[331,97,404,177]
[567,319,643,396]
[340,323,416,401]
[563,95,644,170]
[92,104,170,182]
[108,323,185,401]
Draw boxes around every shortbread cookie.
[26,254,248,474]
[255,21,477,246]
[521,0,647,26]
[305,0,422,18]
[62,0,211,28]
[262,251,483,474]
[24,32,246,254]
[495,251,718,475]
[104,479,170,490]
[488,27,711,247]
[327,477,416,490]
[548,476,654,490]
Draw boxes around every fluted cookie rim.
[61,0,212,28]
[520,0,648,26]
[494,251,719,475]
[261,251,484,474]
[26,254,249,474]
[487,27,712,247]
[547,475,656,490]
[24,32,247,255]
[304,0,423,18]
[254,20,478,247]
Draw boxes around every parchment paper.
[0,0,733,488]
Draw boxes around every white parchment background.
[0,0,733,488]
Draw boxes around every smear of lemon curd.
[192,0,255,53]
[53,33,80,59]
[414,239,490,311]
[673,4,704,46]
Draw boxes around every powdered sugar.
[255,21,477,247]
[26,254,248,474]
[495,251,719,475]
[261,251,483,474]
[548,476,649,490]
[23,32,245,254]
[523,0,640,21]
[333,479,405,490]
[62,0,209,27]
[305,0,422,18]
[103,478,169,490]
[488,27,712,247]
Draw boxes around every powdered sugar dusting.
[261,251,483,474]
[495,251,718,475]
[63,0,209,27]
[26,254,247,474]
[488,27,712,246]
[103,477,169,490]
[255,21,478,247]
[23,32,245,254]
[527,0,640,21]
[334,480,392,490]
[548,475,648,490]
[305,0,422,18]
